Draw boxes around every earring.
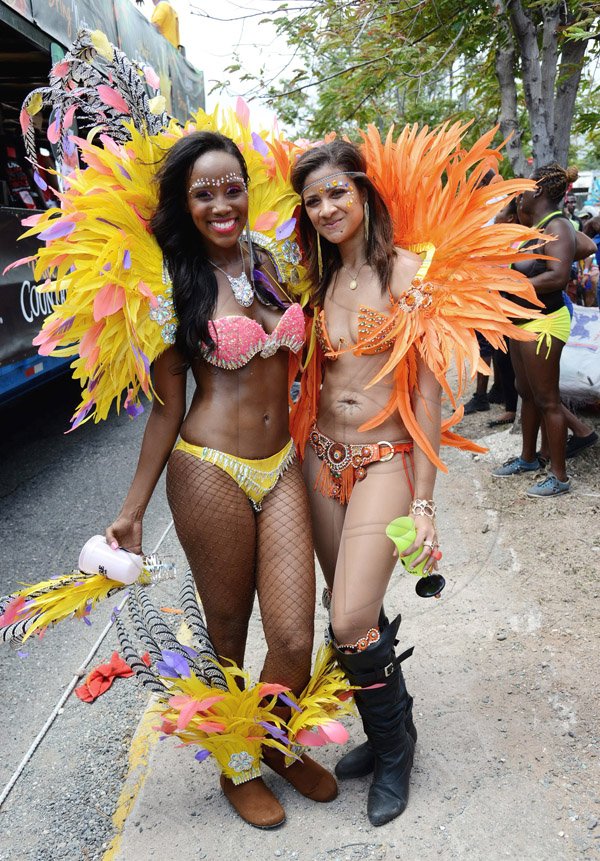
[245,222,255,284]
[316,230,323,280]
[364,201,370,244]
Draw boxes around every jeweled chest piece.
[210,250,254,308]
[226,272,254,307]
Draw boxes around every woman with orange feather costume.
[289,131,545,826]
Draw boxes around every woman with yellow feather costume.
[0,28,350,830]
[288,135,545,827]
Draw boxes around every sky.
[134,0,299,128]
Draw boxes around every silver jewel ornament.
[210,248,254,308]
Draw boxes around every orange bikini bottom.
[308,425,414,505]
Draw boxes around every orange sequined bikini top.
[314,296,398,359]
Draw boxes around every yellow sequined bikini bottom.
[173,438,296,511]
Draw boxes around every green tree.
[235,0,599,174]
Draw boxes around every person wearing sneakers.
[492,163,580,497]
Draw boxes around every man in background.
[136,0,180,49]
[565,193,582,231]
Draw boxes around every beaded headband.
[188,173,248,194]
[301,170,367,194]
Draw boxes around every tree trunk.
[553,35,588,166]
[507,0,555,166]
[495,37,529,176]
[491,0,590,172]
[492,0,529,175]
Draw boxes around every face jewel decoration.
[301,170,366,194]
[188,173,247,194]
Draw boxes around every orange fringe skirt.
[308,425,414,505]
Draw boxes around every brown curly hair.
[532,163,579,205]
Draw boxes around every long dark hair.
[150,132,249,361]
[291,141,394,305]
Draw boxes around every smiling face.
[187,150,248,252]
[301,165,365,245]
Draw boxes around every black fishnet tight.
[166,451,315,694]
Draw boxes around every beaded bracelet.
[409,498,437,518]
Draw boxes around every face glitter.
[301,170,366,194]
[188,173,247,194]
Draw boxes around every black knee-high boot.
[334,610,416,781]
[332,614,415,826]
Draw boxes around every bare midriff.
[318,349,410,444]
[179,350,292,458]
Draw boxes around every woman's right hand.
[106,515,143,556]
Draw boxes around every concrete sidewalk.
[103,439,589,861]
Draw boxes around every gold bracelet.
[409,498,437,518]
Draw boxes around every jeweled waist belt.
[308,427,412,481]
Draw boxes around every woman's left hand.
[399,514,440,572]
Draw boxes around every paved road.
[0,377,180,861]
[1,380,597,861]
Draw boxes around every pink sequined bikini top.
[200,303,305,370]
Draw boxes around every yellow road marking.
[101,698,163,860]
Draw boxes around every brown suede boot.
[262,747,338,802]
[219,775,285,828]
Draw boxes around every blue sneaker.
[526,474,571,497]
[492,456,540,477]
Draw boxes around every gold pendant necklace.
[342,260,367,290]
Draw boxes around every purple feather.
[181,645,198,659]
[251,132,269,156]
[70,401,94,429]
[195,749,211,762]
[38,220,76,241]
[156,650,191,679]
[123,249,131,270]
[33,171,48,191]
[131,343,151,376]
[253,269,287,309]
[276,218,295,240]
[125,399,144,418]
[57,317,75,336]
[278,693,302,712]
[118,164,131,181]
[259,722,288,743]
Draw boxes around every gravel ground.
[1,376,598,861]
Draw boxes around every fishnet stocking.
[256,461,315,694]
[166,451,314,694]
